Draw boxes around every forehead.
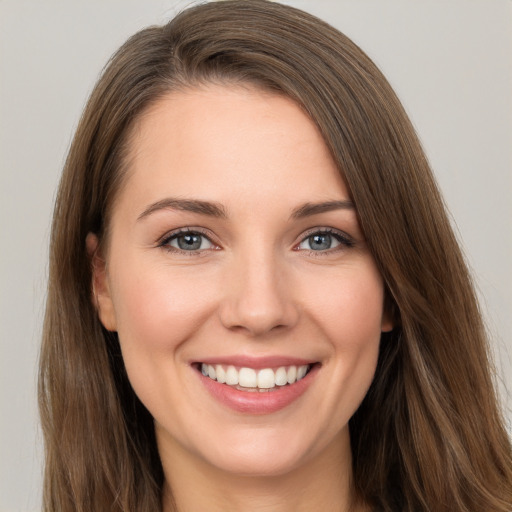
[116,85,349,217]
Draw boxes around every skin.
[89,85,392,512]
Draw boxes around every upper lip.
[193,355,317,369]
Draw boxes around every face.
[90,85,392,478]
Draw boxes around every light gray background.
[1,1,511,510]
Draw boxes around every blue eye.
[297,230,352,252]
[165,231,215,251]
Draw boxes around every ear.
[381,292,396,333]
[381,312,394,333]
[86,233,117,332]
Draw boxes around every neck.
[159,429,365,512]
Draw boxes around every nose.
[218,248,299,337]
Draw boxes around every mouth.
[196,363,314,392]
[192,356,320,413]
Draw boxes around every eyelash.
[158,228,218,255]
[295,228,355,255]
[158,227,355,255]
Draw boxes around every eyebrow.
[290,200,355,219]
[137,198,227,221]
[137,197,354,222]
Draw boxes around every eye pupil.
[178,234,202,250]
[309,233,331,250]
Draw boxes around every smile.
[200,363,311,392]
[195,360,319,414]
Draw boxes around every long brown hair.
[39,1,512,510]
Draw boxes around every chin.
[189,421,345,479]
[203,444,307,478]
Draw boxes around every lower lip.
[197,365,318,414]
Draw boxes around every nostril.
[216,259,301,336]
[218,300,299,337]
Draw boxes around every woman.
[39,1,512,511]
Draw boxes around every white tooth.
[239,367,257,387]
[225,365,239,385]
[201,363,208,376]
[208,364,216,380]
[216,365,226,384]
[287,366,297,384]
[297,365,308,380]
[275,367,288,386]
[257,368,276,389]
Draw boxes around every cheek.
[107,262,217,394]
[328,267,384,378]
[106,262,222,421]
[110,263,210,346]
[301,261,386,345]
[299,262,384,411]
